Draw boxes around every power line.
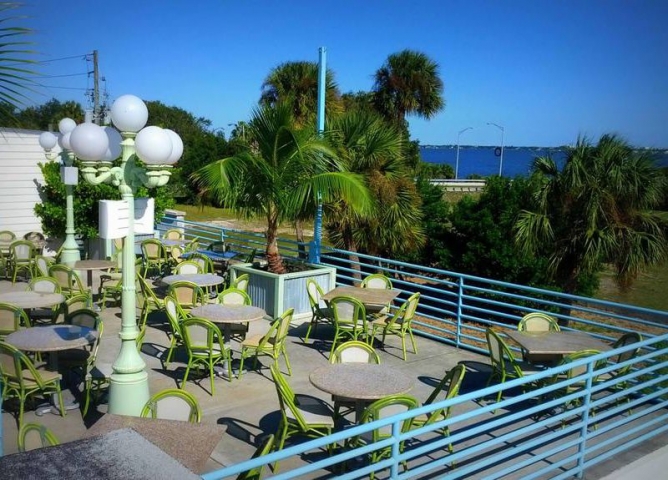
[40,73,88,78]
[37,54,89,64]
[33,84,87,91]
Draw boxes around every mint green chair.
[238,308,293,380]
[18,423,60,452]
[304,278,334,342]
[181,317,232,395]
[9,240,35,284]
[141,388,201,423]
[329,296,368,358]
[0,302,30,338]
[349,394,419,480]
[136,273,165,328]
[164,295,187,365]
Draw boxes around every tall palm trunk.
[266,211,286,274]
[342,227,362,283]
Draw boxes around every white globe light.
[163,129,183,164]
[70,123,109,161]
[102,126,123,161]
[39,131,57,150]
[135,126,172,165]
[59,131,72,150]
[58,118,77,135]
[110,94,148,133]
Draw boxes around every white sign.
[99,198,155,239]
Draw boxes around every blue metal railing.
[155,215,668,479]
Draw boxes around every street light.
[487,122,505,176]
[38,119,82,264]
[455,127,473,180]
[41,94,182,415]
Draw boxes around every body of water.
[420,146,668,178]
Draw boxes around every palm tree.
[325,109,425,266]
[0,2,37,124]
[260,61,342,128]
[372,49,445,126]
[515,134,668,305]
[193,101,370,274]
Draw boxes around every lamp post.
[38,119,82,264]
[42,95,182,415]
[455,127,473,180]
[487,122,505,176]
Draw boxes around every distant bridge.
[428,178,487,192]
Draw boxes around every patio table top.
[322,285,400,307]
[5,324,97,352]
[161,273,225,287]
[0,291,65,309]
[505,330,612,355]
[310,363,414,401]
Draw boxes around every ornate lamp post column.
[38,118,81,264]
[49,95,182,415]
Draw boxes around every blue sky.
[25,0,668,147]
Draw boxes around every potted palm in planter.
[194,101,369,318]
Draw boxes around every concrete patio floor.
[1,272,666,479]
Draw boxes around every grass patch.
[174,204,234,222]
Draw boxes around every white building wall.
[0,128,61,238]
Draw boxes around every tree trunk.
[266,214,286,274]
[343,228,362,284]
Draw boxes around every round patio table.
[0,291,65,309]
[190,304,266,343]
[161,273,225,288]
[310,363,414,421]
[69,259,116,289]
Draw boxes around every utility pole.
[93,50,100,125]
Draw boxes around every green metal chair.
[168,280,205,312]
[48,264,91,301]
[304,278,334,342]
[361,273,393,290]
[18,423,60,452]
[518,312,560,332]
[164,228,184,240]
[187,252,215,274]
[174,260,203,275]
[218,287,252,340]
[33,255,55,278]
[270,363,335,472]
[330,340,380,419]
[0,247,7,279]
[136,273,165,328]
[231,273,250,292]
[239,308,293,380]
[370,292,420,361]
[0,342,65,427]
[141,238,168,278]
[164,295,187,365]
[236,434,275,480]
[140,388,201,423]
[9,240,35,284]
[26,276,62,324]
[412,364,466,452]
[0,302,30,338]
[328,296,369,358]
[60,293,93,323]
[59,310,102,373]
[181,317,232,395]
[485,328,543,405]
[99,248,123,309]
[595,332,643,411]
[348,394,419,480]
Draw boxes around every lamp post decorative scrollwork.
[39,94,182,415]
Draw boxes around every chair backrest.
[270,363,309,430]
[185,238,200,253]
[551,349,602,391]
[27,276,61,294]
[48,264,86,295]
[0,230,16,242]
[18,423,60,452]
[170,245,183,264]
[518,312,560,332]
[611,332,643,365]
[164,229,183,240]
[164,295,186,337]
[486,328,525,378]
[385,292,420,331]
[33,256,54,277]
[10,240,35,261]
[0,342,54,389]
[65,293,92,317]
[187,253,214,273]
[218,288,251,306]
[422,364,466,425]
[181,317,224,354]
[272,308,294,354]
[141,239,166,260]
[0,302,30,336]
[361,273,392,290]
[330,340,380,364]
[24,231,45,243]
[330,296,366,329]
[136,273,161,304]
[207,241,227,253]
[236,434,275,480]
[140,388,201,423]
[232,273,250,292]
[175,260,203,275]
[168,280,205,309]
[359,394,418,440]
[306,278,326,311]
[66,308,101,330]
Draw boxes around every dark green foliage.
[416,161,454,179]
[34,160,173,240]
[10,98,84,130]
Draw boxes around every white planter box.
[229,263,336,321]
